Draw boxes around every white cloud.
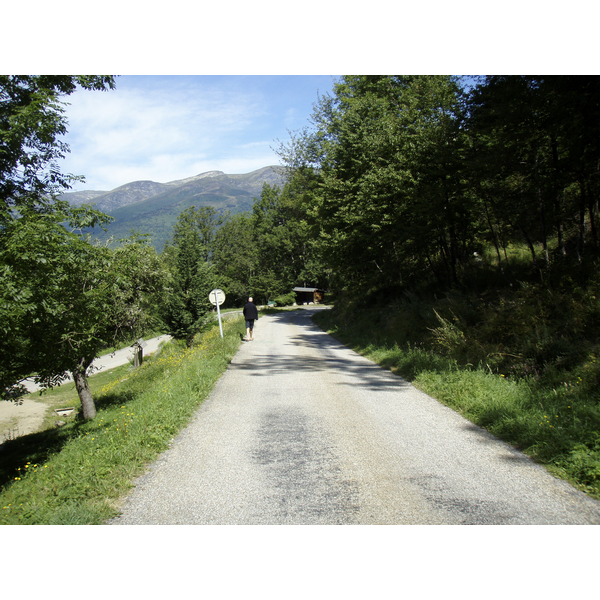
[55,76,335,191]
[59,79,276,190]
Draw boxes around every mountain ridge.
[63,166,286,252]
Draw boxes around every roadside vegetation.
[2,75,600,518]
[313,243,600,500]
[0,317,245,524]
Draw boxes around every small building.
[293,287,326,304]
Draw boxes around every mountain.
[61,166,287,252]
[65,181,173,212]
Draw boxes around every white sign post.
[209,289,226,338]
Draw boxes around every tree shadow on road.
[233,308,416,394]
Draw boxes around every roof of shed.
[292,287,324,292]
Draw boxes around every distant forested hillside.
[64,166,286,251]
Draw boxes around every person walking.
[243,297,258,341]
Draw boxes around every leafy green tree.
[0,75,115,225]
[467,76,600,279]
[1,75,132,418]
[282,167,330,289]
[250,184,290,301]
[468,77,554,271]
[281,75,469,295]
[161,207,220,346]
[249,180,328,304]
[213,211,258,305]
[0,211,165,419]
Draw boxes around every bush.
[272,292,296,307]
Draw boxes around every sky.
[7,3,591,195]
[58,75,337,192]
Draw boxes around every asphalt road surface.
[111,308,600,525]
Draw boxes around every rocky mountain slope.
[62,166,286,252]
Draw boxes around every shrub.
[272,292,297,306]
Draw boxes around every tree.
[0,75,115,225]
[280,75,469,295]
[0,210,165,419]
[1,75,125,417]
[247,180,328,304]
[467,76,600,279]
[250,184,291,301]
[213,211,258,305]
[161,207,220,346]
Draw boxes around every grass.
[0,315,246,524]
[3,281,598,522]
[313,298,600,500]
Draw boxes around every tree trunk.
[436,231,454,287]
[482,195,506,275]
[72,358,96,420]
[578,179,586,260]
[534,146,549,268]
[425,254,444,286]
[516,220,539,269]
[478,183,514,283]
[586,180,598,249]
[551,136,565,255]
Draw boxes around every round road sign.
[209,289,226,306]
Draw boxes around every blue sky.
[59,75,338,192]
[7,4,591,194]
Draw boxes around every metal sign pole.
[209,289,226,338]
[215,292,223,338]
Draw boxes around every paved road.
[111,308,600,524]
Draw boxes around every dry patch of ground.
[0,398,49,443]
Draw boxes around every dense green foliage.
[277,76,600,293]
[0,76,171,419]
[307,76,470,292]
[212,211,257,304]
[0,209,165,417]
[212,174,328,305]
[160,206,222,346]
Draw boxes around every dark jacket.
[243,302,258,320]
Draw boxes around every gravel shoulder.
[111,308,600,525]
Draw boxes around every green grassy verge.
[312,308,600,500]
[0,316,245,524]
